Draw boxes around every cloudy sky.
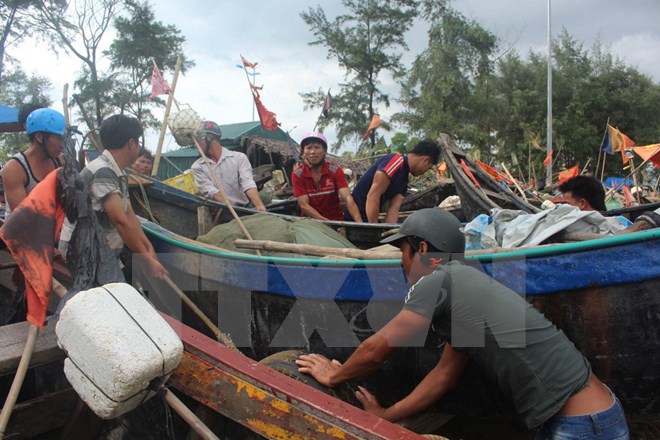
[12,0,660,152]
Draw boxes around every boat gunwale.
[140,217,660,266]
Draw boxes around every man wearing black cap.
[297,208,628,439]
[191,120,266,211]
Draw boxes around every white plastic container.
[56,283,183,419]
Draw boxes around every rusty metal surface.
[163,314,425,440]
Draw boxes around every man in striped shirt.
[59,115,167,279]
[350,140,440,223]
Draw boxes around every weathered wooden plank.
[3,387,77,439]
[0,321,64,376]
[162,314,425,440]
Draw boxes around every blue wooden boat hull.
[140,220,660,417]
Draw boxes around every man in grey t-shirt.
[297,208,628,439]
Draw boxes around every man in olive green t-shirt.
[297,209,628,439]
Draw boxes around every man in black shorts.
[297,208,629,439]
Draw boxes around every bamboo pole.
[604,151,658,202]
[162,275,236,350]
[580,157,592,175]
[62,84,70,126]
[189,136,259,253]
[152,56,182,177]
[500,162,529,203]
[73,95,103,153]
[162,388,220,440]
[0,325,39,439]
[234,239,402,260]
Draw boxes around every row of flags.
[152,57,386,152]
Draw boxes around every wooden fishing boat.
[438,133,541,221]
[129,174,400,249]
[140,217,660,421]
[400,179,465,221]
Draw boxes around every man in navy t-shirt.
[350,140,440,223]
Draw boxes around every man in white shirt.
[191,121,266,211]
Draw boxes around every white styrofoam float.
[56,283,183,419]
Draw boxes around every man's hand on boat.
[355,385,387,418]
[295,353,343,387]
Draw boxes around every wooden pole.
[500,162,529,203]
[162,275,236,350]
[62,84,70,126]
[600,153,608,183]
[580,157,592,175]
[152,56,182,177]
[604,153,657,202]
[162,388,220,440]
[234,239,402,260]
[73,95,103,153]
[190,136,260,253]
[0,325,39,439]
[628,156,642,204]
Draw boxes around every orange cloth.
[0,170,64,328]
[476,160,513,185]
[558,165,580,183]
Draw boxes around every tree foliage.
[300,0,417,152]
[0,0,67,83]
[0,66,52,159]
[105,0,193,131]
[396,0,498,157]
[38,0,122,128]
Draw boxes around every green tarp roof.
[164,121,289,157]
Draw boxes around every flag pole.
[152,55,182,177]
[238,56,259,121]
[545,0,553,188]
[596,118,610,181]
[313,88,331,132]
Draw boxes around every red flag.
[558,165,580,183]
[633,144,660,168]
[252,92,280,131]
[241,55,258,69]
[460,159,482,189]
[0,170,64,328]
[150,66,172,98]
[322,90,333,118]
[543,149,553,167]
[361,114,383,140]
[476,160,513,185]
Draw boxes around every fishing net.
[196,213,355,257]
[168,106,204,147]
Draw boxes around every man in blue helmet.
[297,208,628,439]
[2,108,65,214]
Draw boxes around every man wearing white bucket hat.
[191,120,266,211]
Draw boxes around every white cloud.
[7,0,659,154]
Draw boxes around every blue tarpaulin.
[0,104,21,132]
[603,176,634,188]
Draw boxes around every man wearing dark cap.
[191,120,266,211]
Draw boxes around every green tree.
[0,0,66,83]
[0,66,52,159]
[493,30,660,180]
[38,0,122,127]
[396,0,498,157]
[300,0,417,152]
[105,0,193,131]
